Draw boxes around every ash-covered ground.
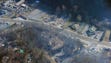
[0,20,110,63]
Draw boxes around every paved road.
[0,18,111,49]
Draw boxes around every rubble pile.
[0,28,55,63]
